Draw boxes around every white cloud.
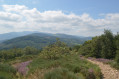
[2,5,27,12]
[0,5,119,36]
[0,12,22,22]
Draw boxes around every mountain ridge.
[0,32,92,50]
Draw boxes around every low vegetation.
[0,46,40,62]
[0,63,17,79]
[27,55,102,79]
[0,38,103,79]
[0,39,102,79]
[26,39,102,79]
[0,47,40,79]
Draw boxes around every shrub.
[115,50,119,63]
[0,63,17,79]
[0,63,16,74]
[44,68,79,79]
[86,69,95,79]
[40,39,70,60]
[109,61,119,70]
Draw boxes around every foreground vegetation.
[0,63,17,79]
[0,46,40,62]
[25,39,102,79]
[0,47,40,79]
[0,38,103,79]
[27,55,102,79]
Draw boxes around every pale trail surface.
[88,59,119,79]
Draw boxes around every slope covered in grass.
[27,55,102,79]
[0,39,101,79]
[0,63,17,79]
[25,40,102,79]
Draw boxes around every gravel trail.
[87,59,119,79]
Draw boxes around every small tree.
[114,33,119,63]
[73,45,80,52]
[100,30,115,59]
[40,39,70,59]
[23,46,38,55]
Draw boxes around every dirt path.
[13,60,32,75]
[87,59,119,79]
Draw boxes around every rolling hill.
[0,31,39,42]
[0,32,92,50]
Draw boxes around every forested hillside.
[0,33,90,50]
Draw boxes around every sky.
[0,0,119,36]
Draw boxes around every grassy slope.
[0,54,102,79]
[0,63,17,79]
[26,55,102,79]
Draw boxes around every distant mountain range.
[0,32,92,50]
[0,31,39,42]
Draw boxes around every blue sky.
[0,0,119,36]
[0,0,119,18]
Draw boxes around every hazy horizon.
[0,31,93,37]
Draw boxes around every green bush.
[44,68,79,79]
[0,63,16,74]
[115,50,119,63]
[40,39,70,60]
[109,61,119,70]
[0,72,14,79]
[0,63,17,79]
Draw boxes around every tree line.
[0,46,40,62]
[77,30,119,63]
